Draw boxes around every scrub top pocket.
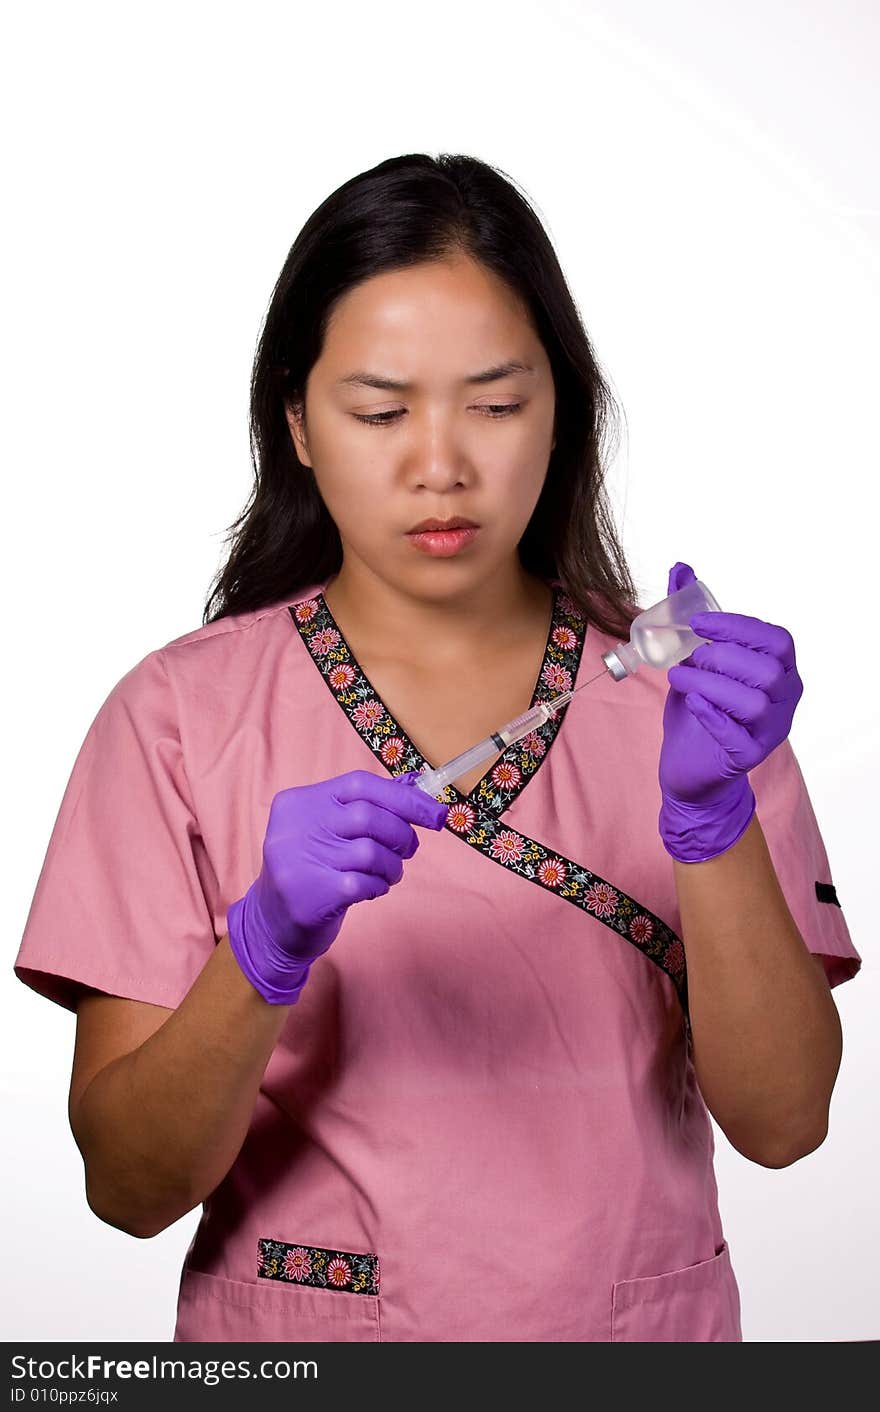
[611,1240,742,1342]
[173,1266,381,1343]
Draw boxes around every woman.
[14,153,860,1342]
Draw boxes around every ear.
[284,397,312,467]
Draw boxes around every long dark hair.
[203,152,642,640]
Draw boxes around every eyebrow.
[336,361,537,391]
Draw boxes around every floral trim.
[289,584,691,1039]
[258,1238,379,1296]
[290,583,583,810]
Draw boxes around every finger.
[328,868,395,909]
[689,611,796,671]
[681,692,763,770]
[332,836,411,889]
[667,561,697,595]
[326,794,422,860]
[666,662,767,727]
[332,769,448,830]
[680,640,786,696]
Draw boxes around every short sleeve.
[749,737,861,990]
[14,649,218,1014]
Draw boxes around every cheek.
[314,471,387,542]
[499,440,551,501]
[320,480,372,528]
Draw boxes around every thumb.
[667,561,698,596]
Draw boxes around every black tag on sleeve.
[815,881,841,907]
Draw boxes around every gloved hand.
[658,561,804,863]
[227,769,448,1004]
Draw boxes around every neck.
[322,560,553,667]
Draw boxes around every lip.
[406,526,480,557]
[406,517,479,533]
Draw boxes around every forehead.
[321,257,539,363]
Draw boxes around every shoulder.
[106,584,328,724]
[160,584,325,662]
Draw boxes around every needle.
[544,665,609,715]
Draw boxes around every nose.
[407,408,470,488]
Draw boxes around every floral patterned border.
[258,1238,379,1295]
[288,585,691,1038]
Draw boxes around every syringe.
[413,664,609,798]
[410,574,723,797]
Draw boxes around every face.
[284,253,557,600]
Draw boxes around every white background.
[3,0,877,1343]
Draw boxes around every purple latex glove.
[227,769,448,1005]
[658,561,804,863]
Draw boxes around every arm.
[71,935,292,1238]
[71,769,444,1239]
[674,812,842,1168]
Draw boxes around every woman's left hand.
[657,561,804,862]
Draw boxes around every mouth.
[405,525,480,557]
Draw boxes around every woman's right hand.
[226,769,448,1005]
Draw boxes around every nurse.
[14,152,861,1343]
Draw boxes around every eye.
[352,411,402,426]
[352,404,524,427]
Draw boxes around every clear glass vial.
[601,579,722,681]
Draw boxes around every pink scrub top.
[14,578,861,1342]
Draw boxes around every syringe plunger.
[413,698,561,797]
